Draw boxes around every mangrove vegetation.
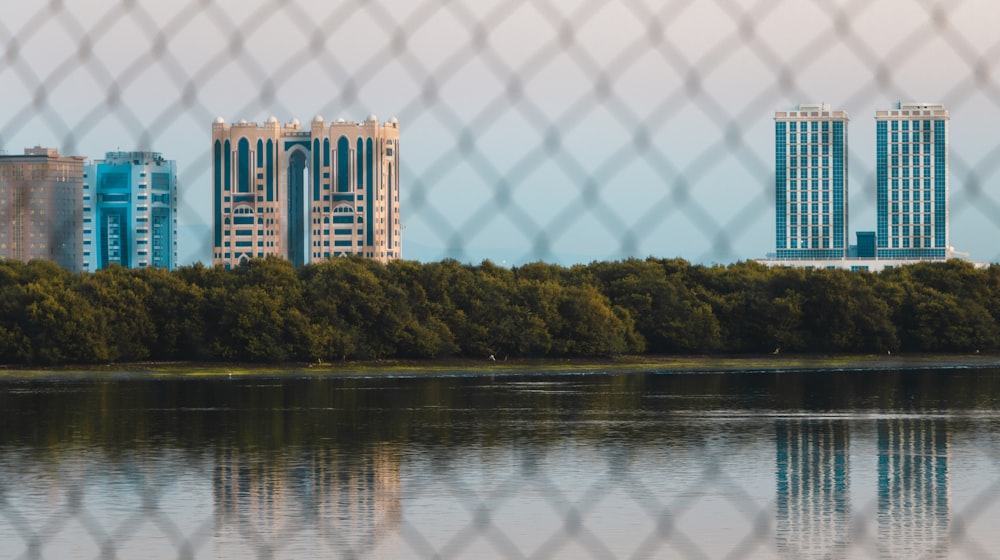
[0,256,997,365]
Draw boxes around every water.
[1,367,1000,559]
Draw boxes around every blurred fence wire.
[4,0,1000,266]
[4,0,1000,557]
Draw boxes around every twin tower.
[774,102,950,263]
[212,114,401,269]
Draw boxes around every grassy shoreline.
[2,353,1000,379]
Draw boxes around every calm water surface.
[2,366,1000,559]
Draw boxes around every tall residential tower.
[211,115,401,269]
[774,104,849,259]
[82,151,178,271]
[875,102,949,260]
[0,147,85,272]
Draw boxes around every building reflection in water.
[213,443,401,554]
[775,419,851,559]
[775,418,951,559]
[877,418,950,559]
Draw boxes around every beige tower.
[212,114,401,268]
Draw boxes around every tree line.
[0,256,996,365]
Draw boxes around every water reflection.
[213,444,401,554]
[775,420,850,559]
[0,369,996,559]
[877,419,949,559]
[774,418,952,559]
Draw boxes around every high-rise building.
[0,146,85,272]
[82,151,178,271]
[774,104,849,259]
[211,114,401,269]
[875,102,949,260]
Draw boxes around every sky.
[3,0,1000,266]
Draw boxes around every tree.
[78,266,154,362]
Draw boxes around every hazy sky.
[3,0,1000,266]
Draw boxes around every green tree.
[18,261,108,364]
[137,266,208,360]
[78,266,154,362]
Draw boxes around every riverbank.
[305,352,1000,376]
[3,353,1000,379]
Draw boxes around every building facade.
[774,104,849,259]
[211,114,401,269]
[0,147,85,272]
[763,101,972,270]
[82,151,178,271]
[875,102,949,260]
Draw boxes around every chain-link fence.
[3,371,1000,560]
[4,0,1000,558]
[4,0,1000,266]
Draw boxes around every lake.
[1,364,999,559]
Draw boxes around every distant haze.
[3,0,1000,266]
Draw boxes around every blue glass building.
[774,104,849,259]
[82,151,177,271]
[875,102,949,260]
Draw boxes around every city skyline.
[769,101,965,270]
[4,1,1000,266]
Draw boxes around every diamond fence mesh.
[4,0,1000,266]
[3,0,1000,558]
